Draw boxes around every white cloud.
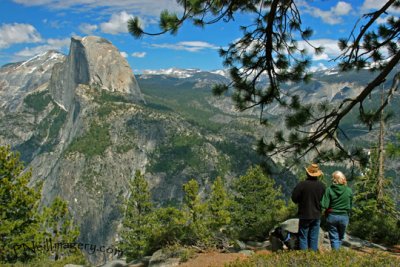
[100,11,132,35]
[309,63,328,72]
[14,38,70,58]
[376,17,387,25]
[151,41,219,52]
[298,39,341,61]
[13,0,181,17]
[120,51,128,58]
[312,53,330,61]
[132,52,146,58]
[361,0,400,14]
[13,0,53,5]
[332,1,352,16]
[79,23,98,35]
[0,23,42,49]
[301,1,353,25]
[361,0,384,11]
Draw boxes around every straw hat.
[305,163,323,177]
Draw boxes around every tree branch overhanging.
[129,0,400,166]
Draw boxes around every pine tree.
[182,179,209,246]
[41,197,80,260]
[128,0,400,165]
[231,165,288,241]
[119,170,154,261]
[387,132,400,158]
[349,148,400,245]
[206,176,232,233]
[150,206,186,248]
[0,145,43,263]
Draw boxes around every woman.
[321,171,353,250]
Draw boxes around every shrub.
[24,91,51,112]
[67,123,111,157]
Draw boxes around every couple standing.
[291,163,353,251]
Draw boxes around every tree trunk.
[377,87,385,202]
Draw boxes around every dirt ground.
[176,246,400,267]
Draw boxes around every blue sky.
[0,0,394,73]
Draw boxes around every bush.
[67,123,111,157]
[349,198,400,245]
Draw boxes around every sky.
[0,0,395,74]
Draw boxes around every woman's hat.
[305,163,323,177]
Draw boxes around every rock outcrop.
[0,50,65,111]
[49,36,143,110]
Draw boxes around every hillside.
[0,36,278,264]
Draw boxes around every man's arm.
[320,187,330,210]
[291,183,301,204]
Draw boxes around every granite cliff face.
[0,36,149,263]
[0,50,65,112]
[49,36,142,110]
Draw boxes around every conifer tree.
[41,197,80,260]
[350,148,400,245]
[150,206,186,248]
[182,179,208,245]
[206,176,232,233]
[231,165,287,241]
[387,132,400,158]
[128,0,400,165]
[0,145,43,263]
[119,171,154,261]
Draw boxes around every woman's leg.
[326,214,340,250]
[336,215,349,247]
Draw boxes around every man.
[291,163,326,251]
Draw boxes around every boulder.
[238,250,255,256]
[279,218,299,233]
[342,235,388,250]
[99,260,128,267]
[269,218,325,251]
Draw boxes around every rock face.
[81,36,141,96]
[0,50,65,111]
[0,36,147,264]
[49,36,142,110]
